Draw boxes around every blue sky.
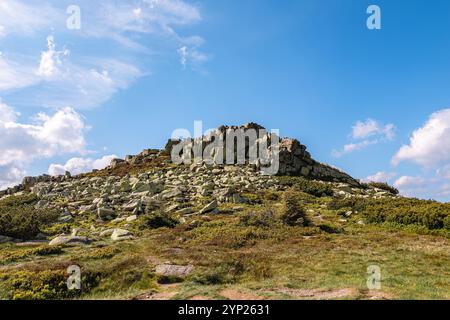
[1,0,450,201]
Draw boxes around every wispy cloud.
[0,0,210,189]
[333,118,396,157]
[0,0,61,38]
[0,0,209,108]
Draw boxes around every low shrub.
[328,196,450,231]
[318,223,343,234]
[363,198,450,230]
[327,197,366,211]
[366,182,399,195]
[239,210,276,228]
[0,194,58,240]
[278,176,333,197]
[280,191,309,226]
[0,268,99,300]
[139,211,179,230]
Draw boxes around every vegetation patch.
[139,211,179,230]
[280,191,309,226]
[0,194,58,240]
[0,268,99,300]
[277,176,333,197]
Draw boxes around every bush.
[0,268,99,300]
[363,198,450,230]
[327,197,366,211]
[278,176,333,197]
[0,246,63,264]
[139,211,179,229]
[318,223,343,234]
[327,197,450,231]
[366,182,399,195]
[239,210,275,228]
[193,269,230,285]
[444,216,450,230]
[0,194,58,240]
[280,191,309,226]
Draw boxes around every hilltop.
[0,123,449,300]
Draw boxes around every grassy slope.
[1,191,449,300]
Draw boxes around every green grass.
[1,180,450,300]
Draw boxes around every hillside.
[0,124,449,300]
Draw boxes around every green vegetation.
[280,191,309,226]
[328,197,450,231]
[0,174,450,300]
[0,194,58,240]
[138,211,179,230]
[363,182,399,195]
[0,267,99,300]
[277,176,333,197]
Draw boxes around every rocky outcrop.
[164,123,359,186]
[0,122,359,198]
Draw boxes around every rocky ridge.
[0,123,397,245]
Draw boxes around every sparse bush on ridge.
[363,182,399,195]
[277,176,333,197]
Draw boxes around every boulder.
[155,264,194,278]
[199,200,218,214]
[111,228,134,241]
[175,207,194,215]
[126,215,138,222]
[99,229,115,237]
[49,235,90,246]
[161,188,182,200]
[97,207,117,221]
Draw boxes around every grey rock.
[126,215,138,222]
[199,200,218,214]
[175,207,194,215]
[155,264,194,277]
[49,235,90,246]
[111,228,134,241]
[97,207,117,221]
[99,229,115,237]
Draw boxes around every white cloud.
[36,56,143,109]
[0,0,60,38]
[392,175,437,199]
[48,155,118,176]
[177,45,210,70]
[37,35,70,78]
[333,118,396,157]
[177,46,188,69]
[0,100,19,122]
[0,102,87,189]
[0,55,38,91]
[362,171,397,183]
[80,0,203,50]
[392,108,450,167]
[394,176,427,189]
[1,35,142,109]
[0,165,26,191]
[0,0,208,106]
[352,119,396,140]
